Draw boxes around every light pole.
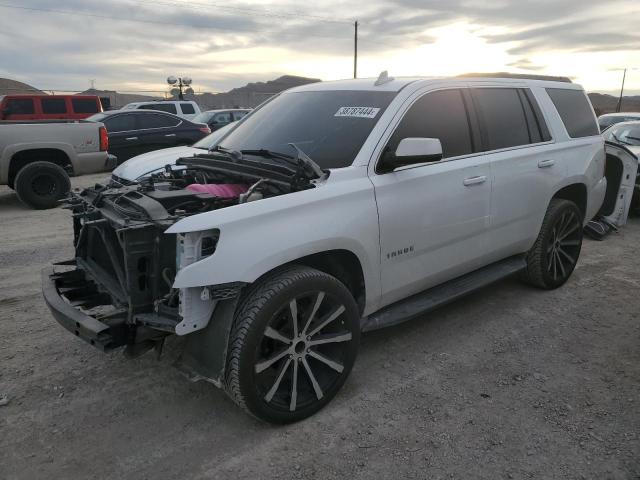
[167,76,194,100]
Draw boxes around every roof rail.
[457,72,572,83]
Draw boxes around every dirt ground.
[0,173,638,480]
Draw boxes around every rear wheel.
[522,199,583,289]
[14,161,71,209]
[225,266,360,423]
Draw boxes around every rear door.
[469,85,561,260]
[134,112,183,154]
[102,113,139,162]
[371,87,493,307]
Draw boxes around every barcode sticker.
[334,107,380,119]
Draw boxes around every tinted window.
[473,88,531,150]
[546,88,599,138]
[138,113,180,129]
[233,111,249,121]
[6,98,35,114]
[386,89,473,159]
[104,114,136,132]
[139,103,177,114]
[180,103,195,114]
[41,98,67,114]
[72,98,99,114]
[220,90,396,169]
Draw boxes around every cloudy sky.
[1,0,639,95]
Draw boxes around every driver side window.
[386,89,474,159]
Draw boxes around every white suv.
[121,100,202,120]
[44,74,609,423]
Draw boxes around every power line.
[0,2,353,41]
[127,0,353,24]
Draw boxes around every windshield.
[606,123,640,146]
[219,90,397,169]
[192,122,237,149]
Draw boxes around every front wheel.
[522,199,583,289]
[225,266,360,423]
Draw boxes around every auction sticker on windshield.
[334,107,380,119]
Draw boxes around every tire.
[522,199,583,289]
[225,266,360,424]
[14,161,71,210]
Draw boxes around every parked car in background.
[598,112,640,132]
[0,95,103,121]
[111,121,237,183]
[0,120,113,208]
[602,120,640,213]
[86,110,210,163]
[191,109,250,131]
[121,100,202,120]
[44,74,612,423]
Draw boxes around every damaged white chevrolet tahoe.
[44,73,612,423]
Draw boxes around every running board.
[361,255,527,332]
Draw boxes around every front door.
[370,88,492,308]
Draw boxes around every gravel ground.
[0,174,638,480]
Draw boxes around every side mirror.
[378,137,443,173]
[1,107,11,119]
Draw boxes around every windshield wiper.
[241,149,297,166]
[210,144,243,160]
[611,133,633,146]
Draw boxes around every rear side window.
[473,88,532,150]
[138,113,180,129]
[72,98,99,114]
[214,112,232,124]
[41,98,67,114]
[386,89,474,159]
[233,111,249,121]
[104,114,136,132]
[6,98,35,114]
[546,88,599,138]
[140,103,177,114]
[180,103,195,114]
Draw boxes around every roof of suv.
[288,74,583,93]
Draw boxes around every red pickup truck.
[0,94,103,121]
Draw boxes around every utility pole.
[616,68,627,113]
[353,20,358,79]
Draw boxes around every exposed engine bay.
[46,151,324,355]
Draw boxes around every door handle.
[463,175,487,186]
[125,137,138,141]
[164,134,176,137]
[538,159,555,168]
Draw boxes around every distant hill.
[588,93,640,115]
[0,78,44,95]
[194,75,320,109]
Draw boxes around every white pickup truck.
[0,120,115,208]
[45,73,628,423]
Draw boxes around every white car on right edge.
[46,73,618,424]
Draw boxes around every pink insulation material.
[186,183,249,198]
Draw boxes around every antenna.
[374,71,394,86]
[89,79,95,89]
